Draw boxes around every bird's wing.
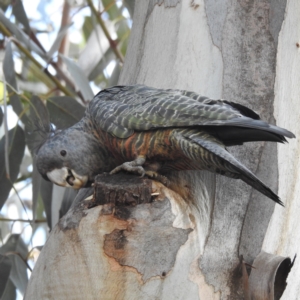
[87,85,295,140]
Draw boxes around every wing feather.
[88,85,295,140]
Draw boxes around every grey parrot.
[36,85,295,205]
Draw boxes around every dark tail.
[179,130,284,206]
[237,173,283,206]
[204,119,295,146]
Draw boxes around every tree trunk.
[25,0,299,299]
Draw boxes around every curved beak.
[46,167,88,189]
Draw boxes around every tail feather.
[237,173,283,205]
[204,126,288,146]
[178,130,283,205]
[218,118,295,139]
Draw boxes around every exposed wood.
[92,173,152,206]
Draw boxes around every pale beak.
[47,167,88,189]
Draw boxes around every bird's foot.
[110,156,146,176]
[109,157,169,186]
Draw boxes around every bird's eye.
[60,150,67,156]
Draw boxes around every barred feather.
[88,85,295,143]
[36,84,295,205]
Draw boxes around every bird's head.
[35,126,107,189]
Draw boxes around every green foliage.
[0,125,26,210]
[0,0,132,296]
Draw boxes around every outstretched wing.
[87,85,295,142]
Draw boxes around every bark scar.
[103,198,192,281]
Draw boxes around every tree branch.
[86,0,124,63]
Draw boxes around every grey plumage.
[36,85,295,205]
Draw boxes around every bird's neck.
[71,118,90,132]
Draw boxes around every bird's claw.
[109,157,168,186]
[110,161,145,177]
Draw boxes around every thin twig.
[86,0,124,63]
[58,0,71,68]
[0,78,20,95]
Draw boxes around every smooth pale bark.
[262,0,300,298]
[25,1,298,299]
[25,180,215,300]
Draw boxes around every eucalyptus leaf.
[108,62,121,87]
[102,0,120,20]
[0,254,12,298]
[20,54,30,79]
[3,42,17,91]
[59,188,78,218]
[88,48,115,81]
[47,23,73,62]
[82,16,93,42]
[93,72,108,88]
[60,55,94,101]
[120,35,129,56]
[0,107,3,127]
[0,9,21,40]
[11,0,31,32]
[114,17,130,56]
[0,0,10,12]
[78,23,113,78]
[0,9,45,58]
[25,96,50,223]
[31,164,41,224]
[0,125,26,210]
[123,0,135,17]
[30,96,49,125]
[40,179,53,229]
[26,95,50,154]
[0,234,28,295]
[0,279,16,300]
[18,80,48,94]
[115,18,130,40]
[3,41,29,125]
[35,246,43,252]
[47,96,85,129]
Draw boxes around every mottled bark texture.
[201,0,284,295]
[25,176,209,299]
[119,0,295,298]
